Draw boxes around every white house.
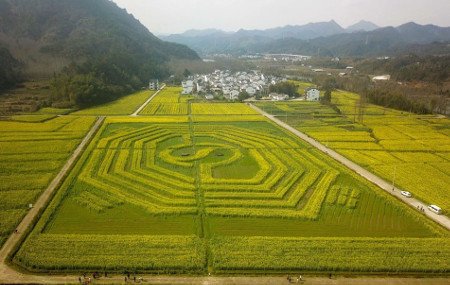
[306,88,320,101]
[372,75,391,82]
[246,87,257,96]
[230,90,240,100]
[182,87,193,95]
[149,79,159,90]
[182,80,194,88]
[269,93,289,101]
[196,83,203,93]
[182,80,194,94]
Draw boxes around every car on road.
[428,205,442,215]
[400,191,412,198]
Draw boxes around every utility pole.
[392,165,397,191]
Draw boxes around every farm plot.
[14,118,448,273]
[74,90,155,115]
[192,103,258,115]
[255,89,450,212]
[140,87,189,115]
[211,237,450,273]
[0,116,96,247]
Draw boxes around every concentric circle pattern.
[78,123,340,219]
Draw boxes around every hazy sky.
[113,0,450,35]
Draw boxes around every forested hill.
[0,0,199,106]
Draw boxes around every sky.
[113,0,450,35]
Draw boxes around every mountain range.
[346,20,380,33]
[161,21,450,56]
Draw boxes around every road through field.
[0,116,105,282]
[131,84,166,116]
[249,104,450,231]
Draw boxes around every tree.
[0,47,22,91]
[238,91,250,102]
[183,68,192,78]
[356,92,367,123]
[322,89,332,103]
[269,82,298,97]
[322,77,337,92]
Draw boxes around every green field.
[140,87,190,115]
[0,116,96,246]
[74,90,155,115]
[14,111,449,273]
[291,80,315,95]
[192,103,259,115]
[255,90,450,213]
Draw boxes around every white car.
[428,205,442,215]
[400,191,412,198]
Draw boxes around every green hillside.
[0,0,199,107]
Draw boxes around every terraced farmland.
[0,116,96,247]
[14,115,449,273]
[255,90,450,213]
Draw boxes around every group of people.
[287,273,333,283]
[287,275,303,283]
[78,272,106,284]
[77,272,145,284]
[417,205,425,212]
[124,273,143,283]
[78,276,91,284]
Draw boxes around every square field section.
[15,120,449,273]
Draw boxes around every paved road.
[250,104,450,230]
[131,85,166,116]
[0,117,105,282]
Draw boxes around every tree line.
[314,75,448,115]
[0,47,22,91]
[50,52,170,108]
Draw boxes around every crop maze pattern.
[77,123,340,219]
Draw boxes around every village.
[180,70,321,102]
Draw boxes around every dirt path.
[0,117,104,281]
[250,104,450,230]
[131,85,166,116]
[1,272,449,285]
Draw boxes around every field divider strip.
[249,103,450,230]
[131,84,166,116]
[0,116,105,274]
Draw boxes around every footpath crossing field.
[1,86,449,276]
